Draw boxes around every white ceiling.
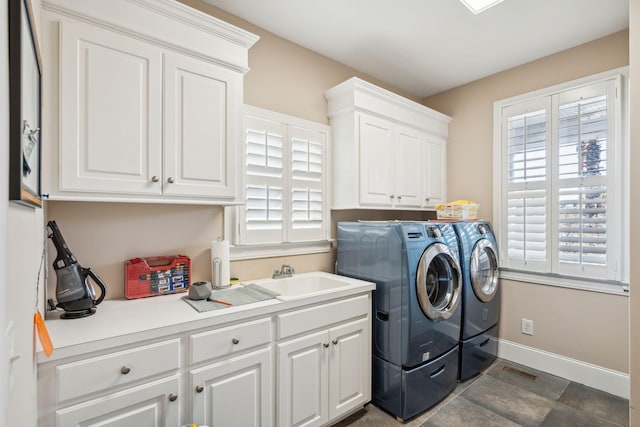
[202,0,629,98]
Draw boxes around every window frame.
[226,105,331,260]
[493,67,629,295]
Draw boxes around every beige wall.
[179,0,421,124]
[500,280,628,372]
[423,30,630,373]
[45,202,222,300]
[629,0,639,423]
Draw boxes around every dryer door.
[416,243,462,321]
[470,239,499,302]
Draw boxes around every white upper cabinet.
[58,20,164,196]
[163,52,240,199]
[422,138,446,208]
[325,77,451,210]
[41,0,259,204]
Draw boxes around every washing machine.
[337,221,462,421]
[452,221,500,381]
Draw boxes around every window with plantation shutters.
[495,70,628,291]
[239,108,329,247]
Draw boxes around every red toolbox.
[125,255,191,299]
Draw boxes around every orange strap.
[34,310,54,357]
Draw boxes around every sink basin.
[249,272,373,301]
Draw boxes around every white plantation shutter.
[554,82,615,279]
[243,117,285,243]
[497,74,624,285]
[240,110,328,246]
[289,127,326,241]
[503,101,550,272]
[506,189,547,265]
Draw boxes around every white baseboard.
[497,339,629,399]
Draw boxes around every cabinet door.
[55,375,180,427]
[191,348,271,427]
[59,19,163,195]
[358,113,394,207]
[164,52,240,199]
[423,140,446,208]
[277,330,329,427]
[328,318,370,420]
[395,125,423,208]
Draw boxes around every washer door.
[470,239,499,302]
[416,243,462,321]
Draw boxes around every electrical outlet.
[521,318,534,336]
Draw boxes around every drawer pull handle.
[323,343,330,348]
[151,175,159,183]
[232,338,240,345]
[332,339,339,345]
[430,365,446,378]
[195,385,204,393]
[168,393,178,402]
[120,366,131,375]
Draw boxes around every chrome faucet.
[273,264,295,279]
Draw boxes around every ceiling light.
[460,0,504,14]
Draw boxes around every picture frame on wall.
[8,0,43,208]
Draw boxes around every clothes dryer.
[337,221,462,421]
[452,221,500,381]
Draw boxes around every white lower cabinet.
[328,318,370,420]
[38,339,182,427]
[278,330,330,427]
[187,317,272,427]
[38,292,372,427]
[55,375,181,427]
[277,318,370,427]
[190,348,271,427]
[276,295,371,427]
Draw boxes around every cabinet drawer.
[277,294,370,340]
[190,317,271,364]
[56,339,180,403]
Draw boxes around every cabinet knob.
[397,196,402,201]
[323,343,330,348]
[332,339,339,345]
[120,365,131,375]
[167,177,175,184]
[195,384,204,393]
[151,175,159,183]
[390,195,395,199]
[425,197,430,202]
[232,338,240,345]
[168,393,178,402]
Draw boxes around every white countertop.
[38,273,375,364]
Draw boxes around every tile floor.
[333,359,629,427]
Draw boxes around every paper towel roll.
[210,240,230,289]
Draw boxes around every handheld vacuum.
[47,220,106,319]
